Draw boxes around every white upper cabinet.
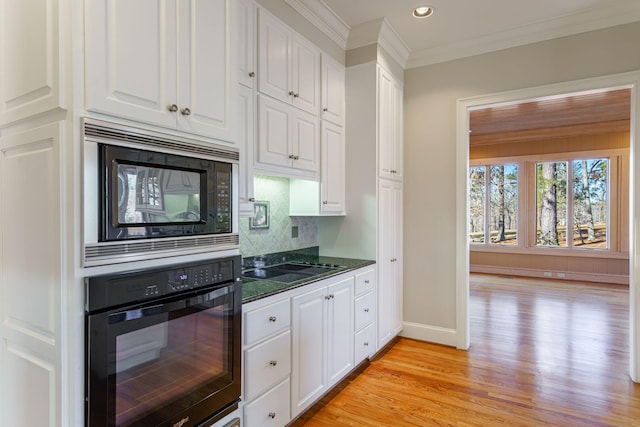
[237,0,256,88]
[257,95,319,175]
[321,55,345,126]
[378,65,403,181]
[320,121,345,215]
[85,0,236,142]
[0,0,65,126]
[257,8,320,116]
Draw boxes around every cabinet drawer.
[354,268,375,296]
[244,378,291,427]
[244,298,290,346]
[354,291,375,331]
[245,331,291,401]
[354,323,375,364]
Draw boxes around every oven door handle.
[107,284,235,324]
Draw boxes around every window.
[535,158,608,249]
[469,163,518,245]
[469,155,611,252]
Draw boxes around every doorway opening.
[455,72,640,381]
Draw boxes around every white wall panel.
[0,123,62,427]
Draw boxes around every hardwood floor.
[299,274,640,426]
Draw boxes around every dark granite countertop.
[241,248,375,304]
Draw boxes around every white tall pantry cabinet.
[323,58,404,351]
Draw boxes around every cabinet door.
[291,286,327,417]
[327,277,354,387]
[378,179,403,348]
[391,182,403,336]
[257,9,292,104]
[320,121,345,214]
[176,0,236,142]
[0,0,64,125]
[391,77,404,180]
[238,85,255,216]
[85,0,177,129]
[321,55,345,126]
[257,95,292,168]
[377,66,394,180]
[291,109,320,173]
[237,0,256,88]
[291,35,320,115]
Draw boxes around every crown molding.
[284,0,349,49]
[407,0,640,69]
[378,18,410,69]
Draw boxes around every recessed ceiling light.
[412,6,435,19]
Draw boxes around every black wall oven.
[85,256,242,427]
[83,118,240,267]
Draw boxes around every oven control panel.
[85,255,241,312]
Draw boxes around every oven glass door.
[86,284,240,427]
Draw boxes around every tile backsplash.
[240,175,319,257]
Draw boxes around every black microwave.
[83,118,239,267]
[100,144,232,241]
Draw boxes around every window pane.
[536,161,567,246]
[489,164,518,244]
[572,159,608,248]
[469,166,485,243]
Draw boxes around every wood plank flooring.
[298,274,640,426]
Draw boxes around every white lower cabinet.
[243,298,292,427]
[242,266,376,426]
[290,276,354,418]
[354,268,376,364]
[244,378,291,427]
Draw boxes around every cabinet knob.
[323,107,328,112]
[288,154,295,159]
[322,200,328,205]
[180,107,191,116]
[325,295,331,300]
[294,155,299,160]
[364,342,369,346]
[364,308,369,313]
[249,197,255,202]
[167,104,178,112]
[269,360,278,367]
[293,92,299,98]
[268,412,276,419]
[289,90,295,96]
[249,71,256,77]
[268,316,277,322]
[364,280,370,284]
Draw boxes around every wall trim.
[283,0,349,49]
[471,265,629,285]
[400,322,457,347]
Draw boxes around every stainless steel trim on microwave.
[83,234,240,267]
[83,118,239,163]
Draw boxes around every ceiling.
[299,0,640,68]
[469,89,631,146]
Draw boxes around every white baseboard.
[470,265,629,285]
[400,322,458,347]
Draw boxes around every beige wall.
[403,21,640,330]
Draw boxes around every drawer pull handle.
[364,342,369,346]
[364,308,369,313]
[268,316,277,322]
[268,412,276,419]
[269,360,278,367]
[364,280,370,284]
